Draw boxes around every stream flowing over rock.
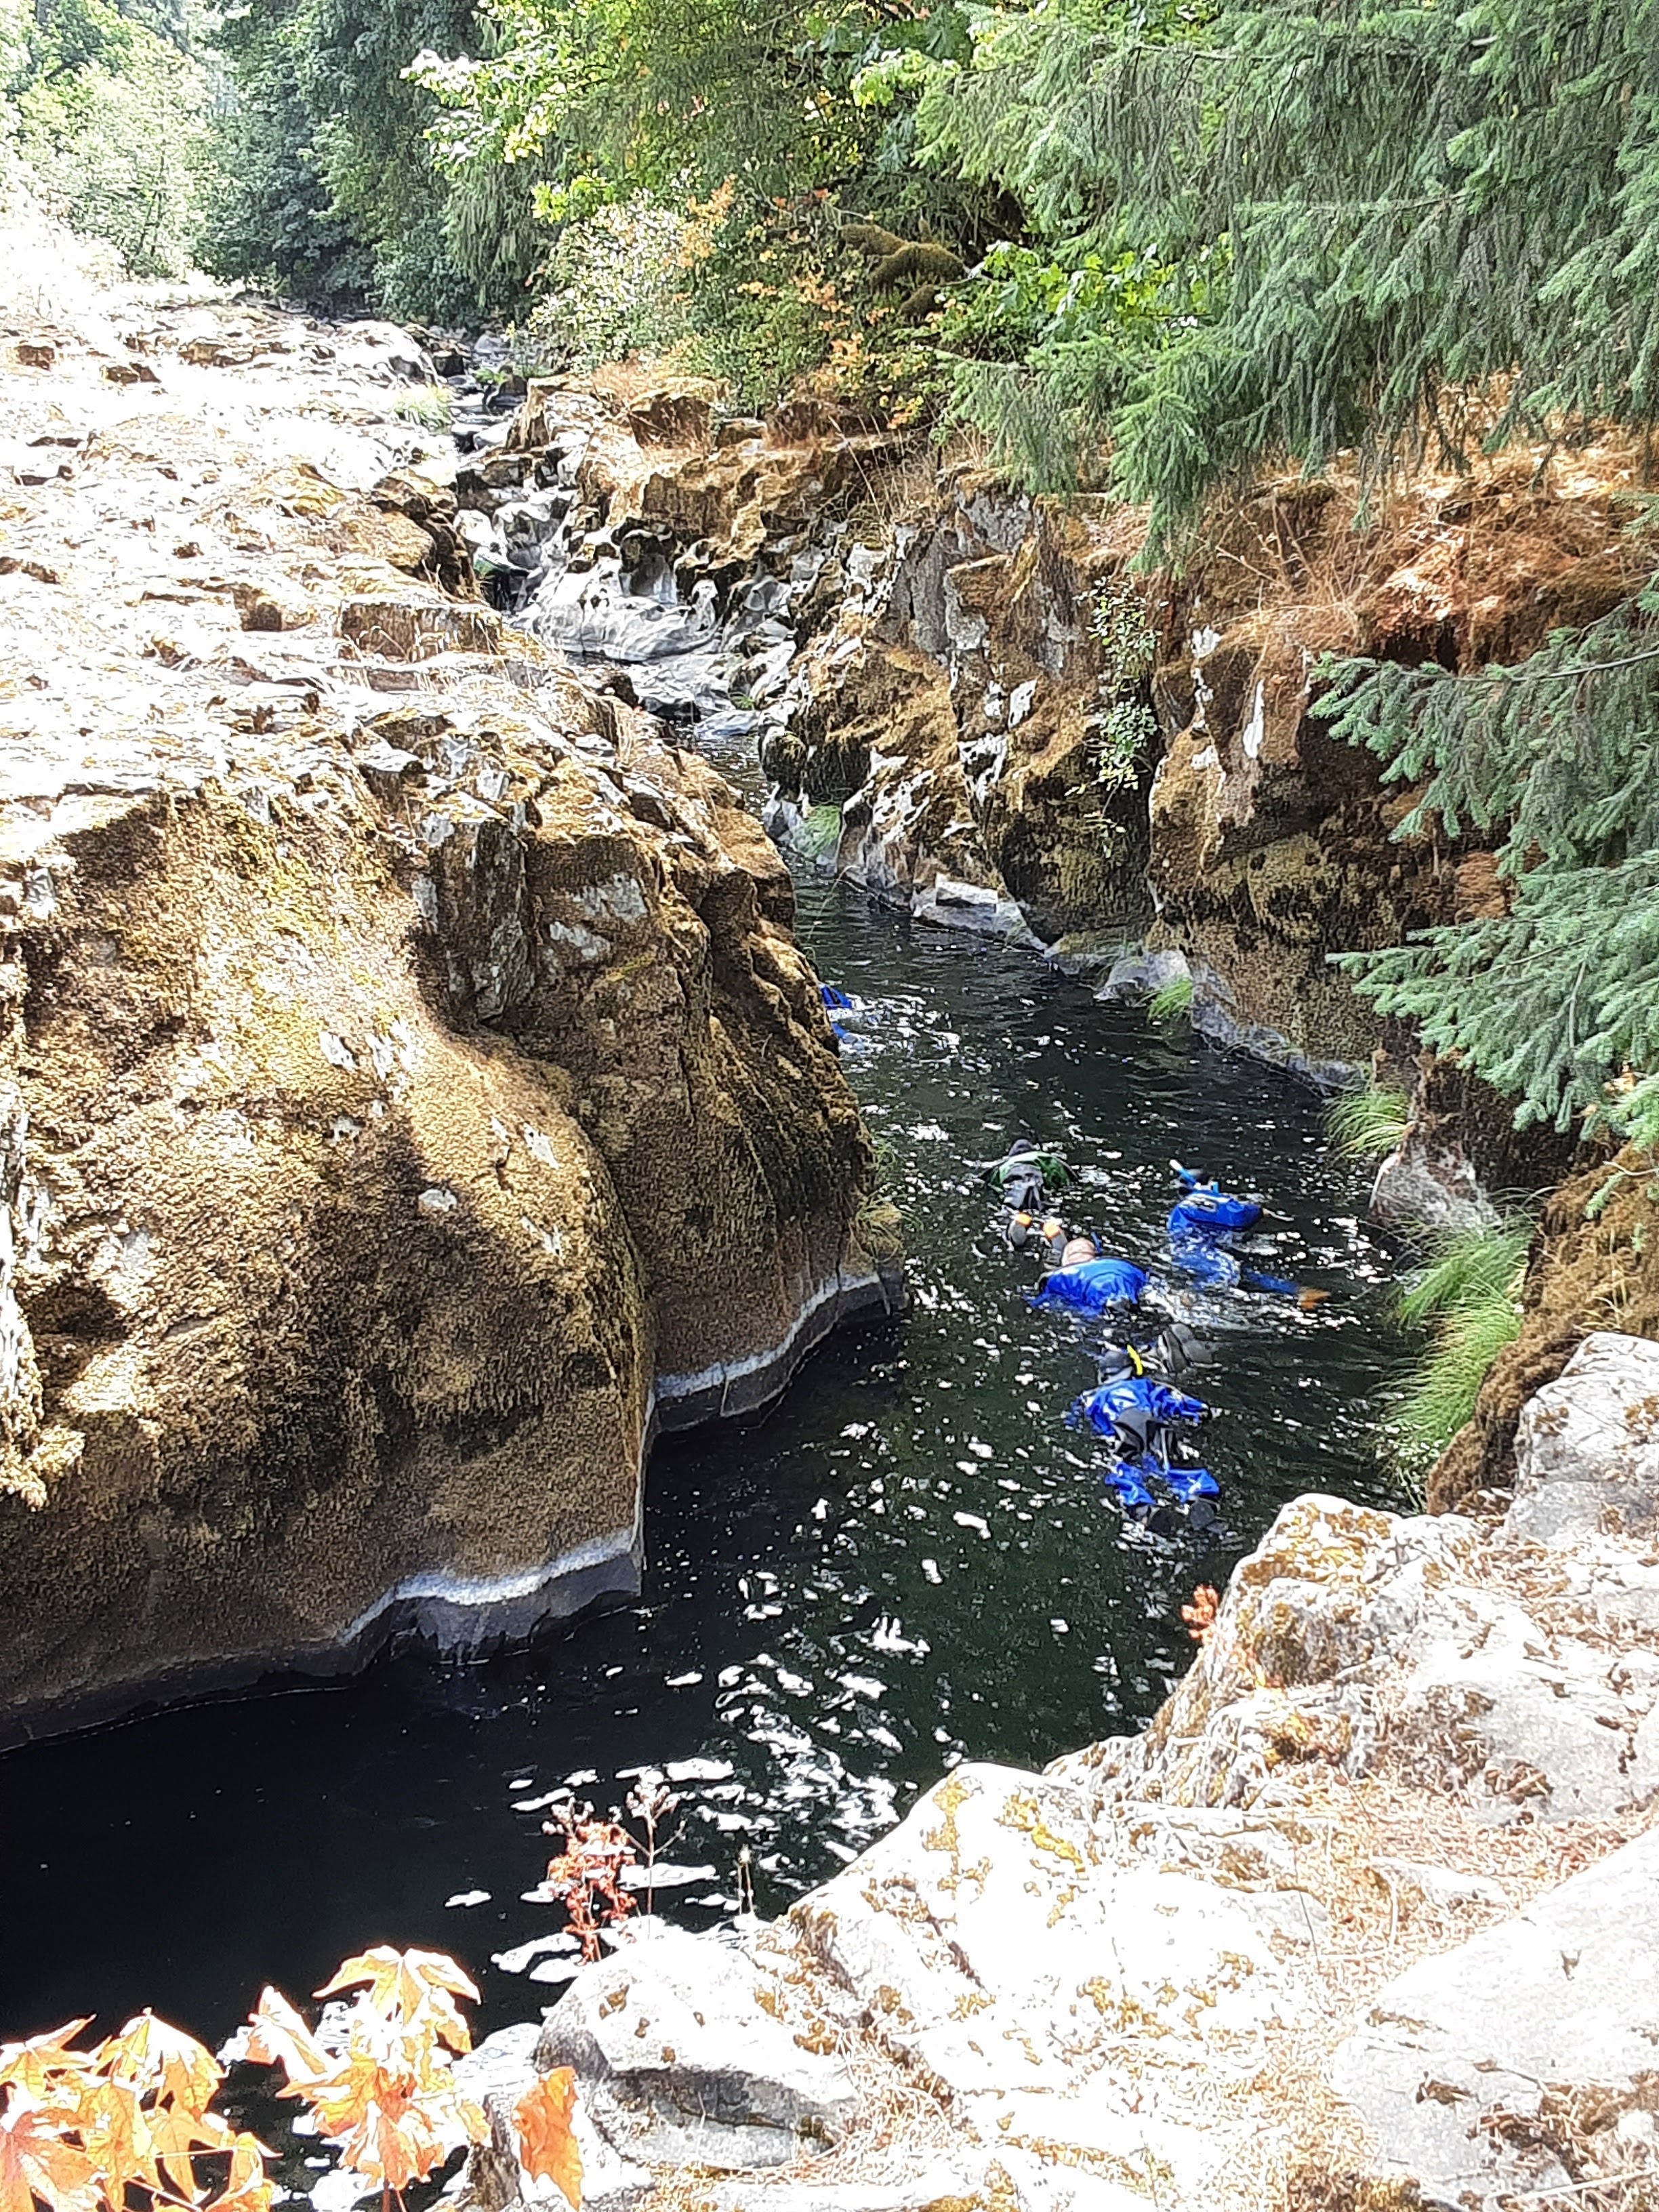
[462,1335,1659,2212]
[0,298,896,1736]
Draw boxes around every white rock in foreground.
[533,1923,858,2171]
[1332,1826,1659,2208]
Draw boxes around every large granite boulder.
[1331,1827,1659,2208]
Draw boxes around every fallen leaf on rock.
[512,2070,582,2211]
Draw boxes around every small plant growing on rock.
[1148,975,1194,1025]
[1090,579,1161,803]
[541,1811,640,1961]
[391,386,453,433]
[1327,1080,1412,1162]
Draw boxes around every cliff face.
[671,413,1647,1084]
[0,284,886,1736]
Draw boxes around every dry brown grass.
[1210,1770,1659,2212]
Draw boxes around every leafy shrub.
[525,199,691,372]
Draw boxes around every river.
[0,870,1405,2046]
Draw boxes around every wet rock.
[1369,1121,1498,1234]
[1092,947,1189,1003]
[535,1924,857,2170]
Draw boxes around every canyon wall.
[0,293,890,1738]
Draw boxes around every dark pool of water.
[0,877,1408,2047]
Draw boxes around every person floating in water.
[982,1144,1069,1246]
[1069,1342,1221,1528]
[1029,1251,1149,1315]
[820,982,855,1045]
[1167,1163,1328,1309]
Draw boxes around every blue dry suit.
[1069,1372,1220,1515]
[1167,1169,1298,1296]
[821,981,854,1042]
[1029,1257,1148,1315]
[1072,1375,1207,1449]
[1099,1454,1221,1511]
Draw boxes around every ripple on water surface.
[0,878,1408,2042]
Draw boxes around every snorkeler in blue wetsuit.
[1166,1164,1325,1303]
[1069,1343,1222,1528]
[1030,1255,1149,1315]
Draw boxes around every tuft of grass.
[1397,1222,1529,1328]
[1148,974,1194,1024]
[392,384,453,432]
[1328,1080,1411,1162]
[1396,1295,1524,1462]
[1392,1221,1529,1465]
[796,802,842,863]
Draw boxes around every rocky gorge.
[5,230,1659,2212]
[459,1332,1659,2212]
[0,256,897,1738]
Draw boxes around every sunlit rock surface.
[0,277,888,1734]
[472,1340,1659,2212]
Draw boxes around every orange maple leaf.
[101,2015,222,2121]
[0,2028,98,2112]
[314,1953,479,2055]
[245,1992,329,2087]
[512,2072,581,2212]
[0,2097,99,2212]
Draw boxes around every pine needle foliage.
[1325,572,1659,1130]
[915,0,1659,546]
